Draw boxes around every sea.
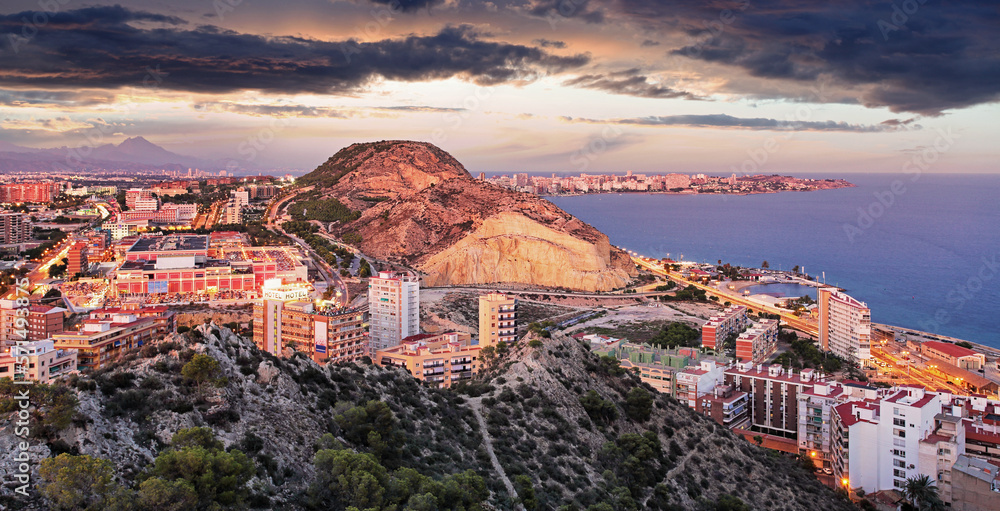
[545,173,1000,348]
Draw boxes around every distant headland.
[480,172,855,196]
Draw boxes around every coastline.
[537,186,855,198]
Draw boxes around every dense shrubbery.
[647,322,701,349]
[288,198,360,223]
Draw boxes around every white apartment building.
[818,288,871,365]
[832,386,942,494]
[233,189,250,208]
[368,271,419,357]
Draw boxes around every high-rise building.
[478,292,516,346]
[124,188,154,209]
[735,319,779,364]
[701,305,748,351]
[67,241,88,276]
[253,279,367,363]
[368,271,419,356]
[0,183,60,204]
[0,212,31,245]
[232,189,250,208]
[818,288,871,364]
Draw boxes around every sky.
[0,0,997,174]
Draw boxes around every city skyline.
[0,1,997,173]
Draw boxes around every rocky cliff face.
[295,141,635,291]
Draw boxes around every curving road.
[632,257,820,337]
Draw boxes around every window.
[893,418,905,427]
[894,459,906,468]
[894,479,905,489]
[893,469,906,478]
[895,429,906,438]
[893,449,906,458]
[893,407,902,416]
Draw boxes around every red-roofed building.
[921,341,986,371]
[0,301,66,347]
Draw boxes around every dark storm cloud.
[193,102,464,117]
[526,0,605,23]
[0,89,116,107]
[635,0,1000,115]
[564,69,700,99]
[564,113,909,132]
[640,39,660,47]
[533,38,567,48]
[367,0,446,12]
[0,7,588,95]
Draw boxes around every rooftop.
[922,340,980,359]
[128,234,208,253]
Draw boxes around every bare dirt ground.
[564,301,722,343]
[419,289,584,335]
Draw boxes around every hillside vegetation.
[0,324,855,511]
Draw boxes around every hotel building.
[368,271,419,356]
[253,279,367,364]
[478,292,517,346]
[818,288,871,364]
[702,305,748,351]
[375,331,479,388]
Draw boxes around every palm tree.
[904,474,944,511]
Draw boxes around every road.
[264,187,349,305]
[632,257,820,337]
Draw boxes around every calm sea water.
[547,174,1000,347]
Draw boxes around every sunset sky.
[0,0,997,174]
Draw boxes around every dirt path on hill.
[467,396,523,510]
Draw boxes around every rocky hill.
[291,141,635,291]
[0,325,855,511]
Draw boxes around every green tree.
[39,454,120,511]
[479,344,496,370]
[904,474,943,511]
[580,390,617,424]
[334,400,403,464]
[170,427,224,451]
[358,258,372,278]
[514,475,538,510]
[624,387,653,422]
[181,354,221,396]
[715,494,751,511]
[753,435,764,446]
[146,431,255,510]
[761,260,769,268]
[137,478,198,511]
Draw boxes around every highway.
[632,257,820,337]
